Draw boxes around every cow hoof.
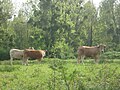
[25,64,29,66]
[77,62,81,64]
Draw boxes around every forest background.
[0,0,120,60]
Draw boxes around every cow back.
[10,49,24,59]
[24,50,43,59]
[78,46,100,57]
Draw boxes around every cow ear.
[104,45,106,48]
[97,45,100,48]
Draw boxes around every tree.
[26,0,99,58]
[0,0,13,59]
[0,0,13,49]
[12,9,29,49]
[99,0,120,50]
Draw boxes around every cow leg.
[22,57,25,65]
[23,59,28,65]
[77,56,81,64]
[78,55,85,64]
[81,55,85,64]
[94,55,99,63]
[38,58,42,63]
[25,59,29,65]
[22,57,28,65]
[23,54,29,65]
[22,59,25,65]
[10,57,13,65]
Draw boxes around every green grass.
[0,58,120,90]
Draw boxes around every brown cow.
[77,44,106,63]
[23,49,46,65]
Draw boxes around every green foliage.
[0,59,120,90]
[48,60,86,90]
[102,51,120,59]
[0,65,20,72]
[0,0,13,26]
[52,39,75,59]
[0,0,120,59]
[0,48,9,60]
[99,0,120,47]
[48,59,120,90]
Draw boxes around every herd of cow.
[9,44,106,65]
[10,47,46,65]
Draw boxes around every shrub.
[0,65,20,72]
[102,51,120,59]
[0,48,10,60]
[48,60,120,90]
[0,59,120,90]
[48,60,85,90]
[52,39,75,59]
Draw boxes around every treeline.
[0,0,120,59]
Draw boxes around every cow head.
[41,50,47,57]
[97,44,106,52]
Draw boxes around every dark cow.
[23,49,46,65]
[77,44,106,63]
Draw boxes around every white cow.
[10,47,34,65]
[10,49,24,65]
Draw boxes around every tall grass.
[0,58,120,90]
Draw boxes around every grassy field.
[0,58,120,90]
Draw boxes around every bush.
[0,65,20,72]
[48,60,120,90]
[52,39,75,59]
[102,51,120,59]
[0,48,10,60]
[0,59,120,90]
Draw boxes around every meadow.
[0,58,120,90]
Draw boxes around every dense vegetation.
[0,0,120,89]
[0,0,120,59]
[0,59,120,90]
